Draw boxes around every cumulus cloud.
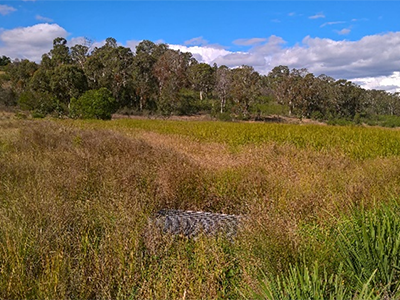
[233,38,268,46]
[212,52,266,68]
[0,23,68,61]
[0,4,16,16]
[272,33,400,79]
[170,32,400,92]
[353,72,400,93]
[169,44,231,64]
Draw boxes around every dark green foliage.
[70,88,117,120]
[0,87,16,106]
[18,90,55,115]
[50,64,88,105]
[0,56,11,67]
[362,115,400,128]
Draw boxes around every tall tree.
[71,43,90,69]
[215,65,231,113]
[6,59,38,96]
[49,37,71,67]
[84,37,134,107]
[133,40,168,111]
[153,49,197,114]
[50,64,88,107]
[188,62,215,101]
[268,65,293,115]
[230,65,261,116]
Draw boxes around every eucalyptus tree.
[50,64,88,107]
[49,37,71,67]
[188,62,215,101]
[215,65,231,113]
[153,49,197,114]
[84,37,134,107]
[229,65,261,116]
[132,40,168,111]
[71,44,90,69]
[268,65,293,115]
[6,59,38,97]
[365,89,400,116]
[334,79,364,119]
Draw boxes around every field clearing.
[1,118,400,299]
[71,118,400,159]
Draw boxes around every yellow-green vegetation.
[1,118,400,299]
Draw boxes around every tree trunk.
[139,96,143,111]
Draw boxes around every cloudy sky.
[1,1,400,93]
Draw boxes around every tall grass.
[1,118,400,298]
[255,200,400,299]
[72,119,400,159]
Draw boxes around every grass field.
[1,118,400,299]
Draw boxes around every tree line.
[0,37,399,122]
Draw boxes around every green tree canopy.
[70,87,117,120]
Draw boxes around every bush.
[0,87,16,107]
[249,102,289,117]
[216,112,233,122]
[70,88,117,120]
[18,91,55,116]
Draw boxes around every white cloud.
[233,38,267,46]
[169,44,231,64]
[336,28,351,35]
[36,15,54,23]
[320,21,346,28]
[309,12,325,19]
[169,32,400,92]
[353,72,400,93]
[184,36,208,46]
[126,39,141,52]
[0,4,16,16]
[213,52,266,68]
[0,23,68,61]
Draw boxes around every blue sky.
[1,1,400,92]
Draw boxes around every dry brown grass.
[1,119,400,299]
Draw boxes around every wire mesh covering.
[153,209,241,239]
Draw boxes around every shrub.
[18,91,55,116]
[70,88,117,120]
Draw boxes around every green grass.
[71,118,400,160]
[256,200,400,299]
[2,118,400,299]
